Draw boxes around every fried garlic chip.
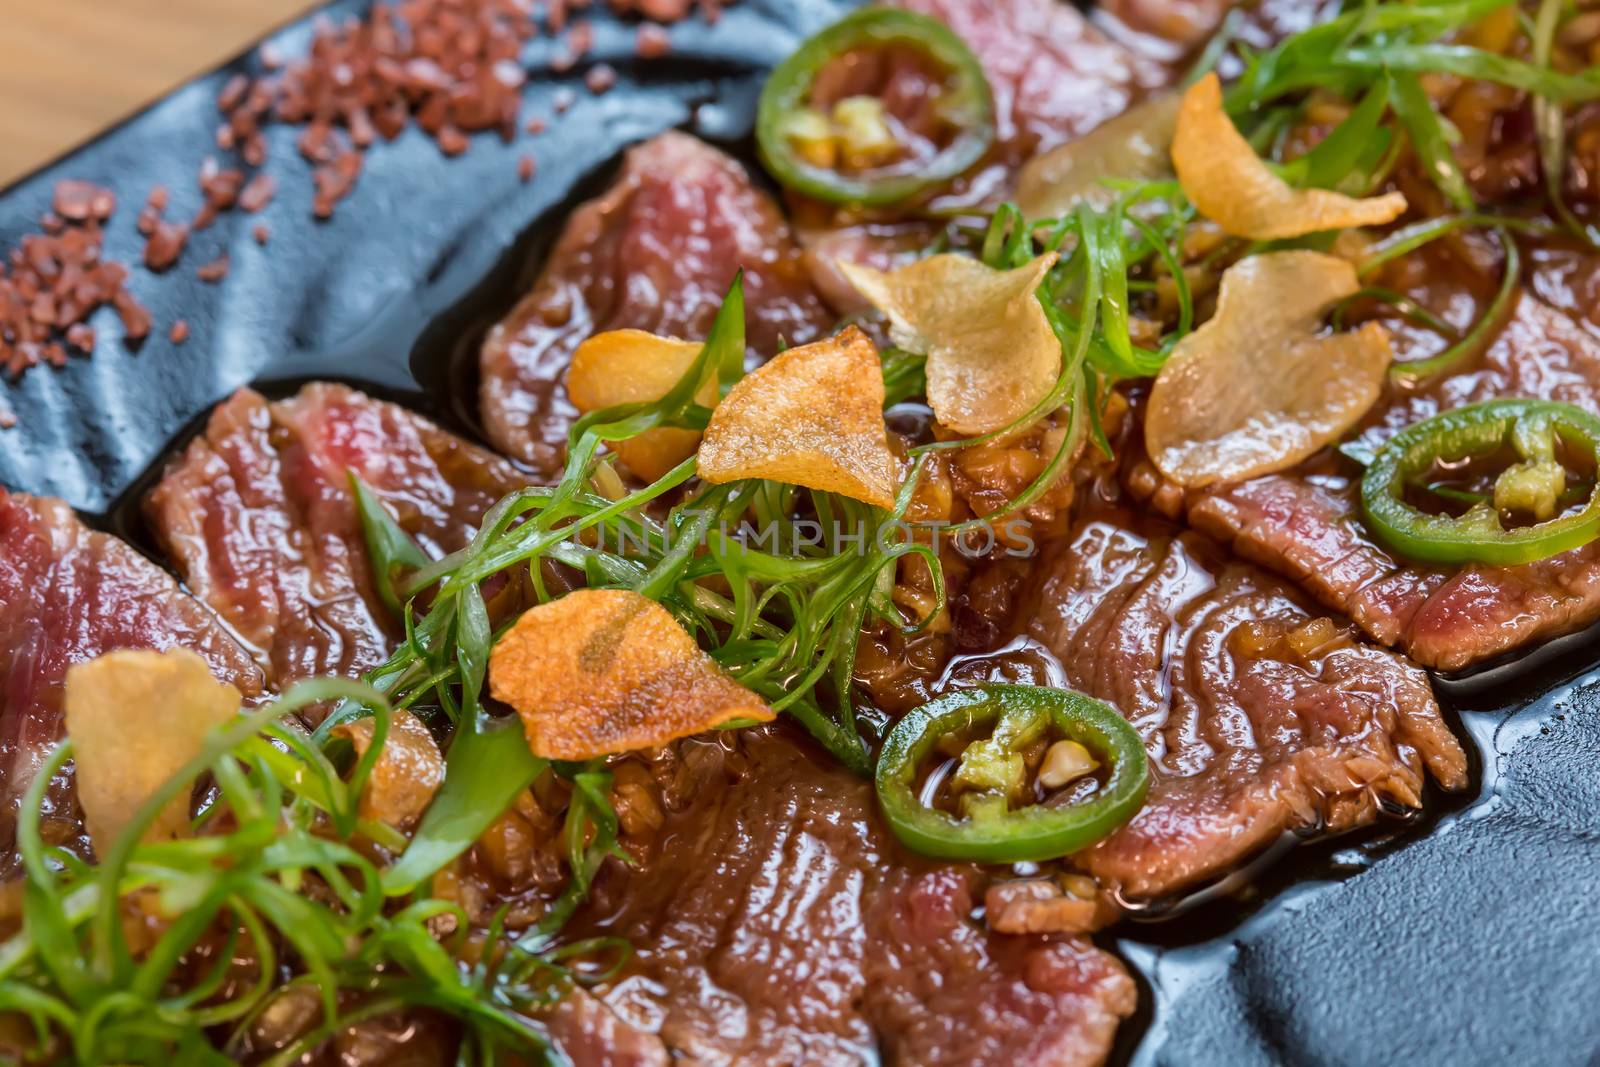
[840,253,1060,437]
[64,648,241,852]
[335,710,444,830]
[1016,93,1180,219]
[488,588,774,761]
[566,328,716,481]
[1146,250,1392,487]
[1173,73,1406,240]
[697,326,899,508]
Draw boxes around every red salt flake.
[585,63,618,95]
[114,293,153,340]
[525,116,546,135]
[416,94,449,136]
[299,120,333,163]
[636,24,671,59]
[242,133,268,167]
[144,221,190,272]
[553,87,577,114]
[199,159,246,212]
[311,148,363,219]
[625,0,694,19]
[0,186,157,374]
[569,20,595,56]
[0,408,15,430]
[28,292,57,328]
[199,0,639,225]
[196,254,231,284]
[52,180,114,222]
[253,222,271,245]
[517,154,536,182]
[38,212,65,235]
[169,319,190,344]
[437,125,470,156]
[136,192,163,235]
[218,73,250,113]
[404,57,454,92]
[239,173,277,213]
[348,106,379,148]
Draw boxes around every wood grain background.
[0,0,310,187]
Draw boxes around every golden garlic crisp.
[64,648,241,852]
[1146,250,1392,487]
[697,325,899,508]
[840,253,1061,437]
[1016,94,1180,219]
[335,710,445,830]
[1173,74,1407,240]
[566,328,716,481]
[488,588,774,761]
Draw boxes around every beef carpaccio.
[146,383,530,694]
[0,491,264,871]
[1131,246,1600,672]
[1025,502,1467,900]
[480,131,833,476]
[10,0,1600,1063]
[562,728,1135,1067]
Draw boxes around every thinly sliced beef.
[1024,504,1467,901]
[565,727,1136,1067]
[898,0,1159,186]
[0,490,264,871]
[1093,0,1335,69]
[1161,268,1600,671]
[146,383,527,692]
[480,131,832,475]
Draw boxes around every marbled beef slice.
[563,727,1137,1067]
[145,382,528,694]
[1166,249,1600,671]
[1025,506,1467,901]
[0,490,264,871]
[480,131,832,476]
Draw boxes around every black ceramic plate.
[2,3,1597,1064]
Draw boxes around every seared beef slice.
[1027,511,1467,900]
[0,490,264,869]
[569,728,1136,1067]
[480,131,832,476]
[1175,275,1600,671]
[146,383,527,691]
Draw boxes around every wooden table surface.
[0,0,311,188]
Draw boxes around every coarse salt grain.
[1,180,151,381]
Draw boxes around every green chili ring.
[875,684,1150,864]
[756,8,995,207]
[1361,398,1600,566]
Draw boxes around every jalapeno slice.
[874,684,1149,864]
[1361,398,1600,566]
[756,8,995,207]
